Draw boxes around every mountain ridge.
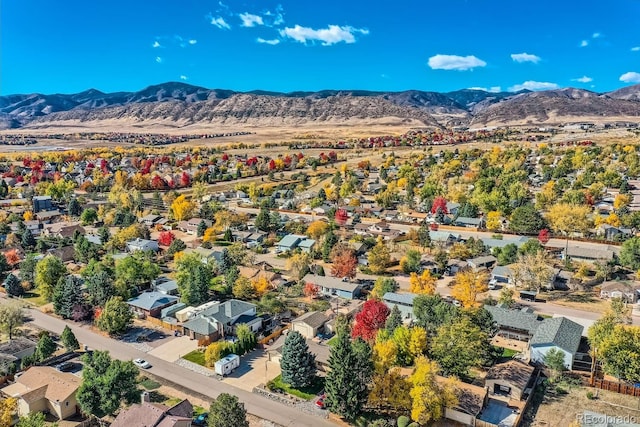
[3,82,640,130]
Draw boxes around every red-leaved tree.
[158,231,175,246]
[431,196,448,214]
[335,209,348,226]
[352,299,390,342]
[538,228,550,245]
[331,250,357,279]
[304,283,319,299]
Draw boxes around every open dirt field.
[523,380,640,427]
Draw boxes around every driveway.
[148,335,198,362]
[222,350,281,392]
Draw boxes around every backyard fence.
[591,379,640,397]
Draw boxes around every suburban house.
[291,311,329,339]
[599,281,640,303]
[530,317,584,369]
[467,255,497,270]
[177,218,212,235]
[32,195,53,213]
[180,300,260,342]
[353,222,402,241]
[139,214,167,227]
[183,247,223,265]
[233,230,267,247]
[111,395,193,427]
[1,367,81,420]
[441,379,488,426]
[268,335,332,371]
[275,234,303,252]
[303,274,362,300]
[238,266,289,288]
[562,245,618,262]
[429,231,461,247]
[35,210,62,223]
[485,305,541,342]
[153,277,179,296]
[480,236,530,250]
[47,246,76,263]
[127,292,179,318]
[0,338,37,366]
[451,216,486,229]
[382,292,417,321]
[485,360,535,401]
[126,238,160,253]
[491,265,514,284]
[11,220,41,236]
[43,222,85,239]
[297,238,316,253]
[446,202,461,216]
[596,224,633,240]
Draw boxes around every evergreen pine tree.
[35,332,56,361]
[322,230,338,262]
[280,330,316,388]
[167,238,186,256]
[351,337,374,412]
[53,276,85,319]
[4,274,23,297]
[219,248,233,271]
[325,320,361,421]
[85,271,116,307]
[68,198,82,217]
[98,226,111,246]
[208,393,249,427]
[21,229,36,250]
[223,228,233,242]
[0,180,8,198]
[255,207,271,232]
[61,325,80,351]
[385,304,403,334]
[0,253,9,277]
[197,220,207,237]
[417,223,431,251]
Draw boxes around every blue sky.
[2,0,640,95]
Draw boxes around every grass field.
[268,374,324,400]
[182,350,206,366]
[21,291,48,307]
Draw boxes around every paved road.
[23,307,335,427]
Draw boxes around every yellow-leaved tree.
[546,202,592,236]
[485,211,502,231]
[409,357,458,424]
[306,221,329,240]
[409,271,436,295]
[252,276,271,296]
[170,195,196,221]
[0,397,16,426]
[451,269,489,308]
[373,338,398,373]
[23,211,34,221]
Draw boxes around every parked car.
[488,279,498,290]
[133,358,151,369]
[192,413,208,426]
[55,362,75,372]
[315,394,326,409]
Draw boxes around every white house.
[529,317,583,369]
[126,238,159,253]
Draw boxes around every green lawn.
[267,375,324,400]
[501,348,518,358]
[139,377,161,390]
[21,291,48,307]
[183,350,206,366]
[326,335,338,347]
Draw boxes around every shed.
[485,360,535,400]
[291,311,329,339]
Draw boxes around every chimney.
[141,391,151,403]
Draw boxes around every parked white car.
[133,358,151,369]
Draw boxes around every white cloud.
[510,53,541,64]
[257,37,280,45]
[180,75,188,81]
[239,12,264,27]
[620,72,640,83]
[632,47,640,52]
[152,41,161,48]
[264,4,285,26]
[155,57,163,63]
[592,32,602,38]
[427,54,487,71]
[210,16,231,30]
[468,86,502,93]
[188,39,197,45]
[580,40,589,47]
[279,24,369,46]
[509,81,559,91]
[572,76,593,83]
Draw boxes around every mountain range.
[2,82,640,131]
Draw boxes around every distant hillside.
[2,82,640,130]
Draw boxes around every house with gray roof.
[180,299,260,342]
[127,292,179,318]
[467,255,497,270]
[126,238,159,253]
[303,274,362,300]
[382,292,418,321]
[480,236,530,249]
[298,238,316,253]
[452,216,486,228]
[485,305,541,342]
[429,231,461,246]
[530,317,583,369]
[0,337,37,366]
[183,247,223,265]
[491,265,513,284]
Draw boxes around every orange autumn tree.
[409,270,437,295]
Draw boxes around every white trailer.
[214,354,240,376]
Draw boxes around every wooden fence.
[259,325,289,346]
[591,379,640,396]
[144,316,182,331]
